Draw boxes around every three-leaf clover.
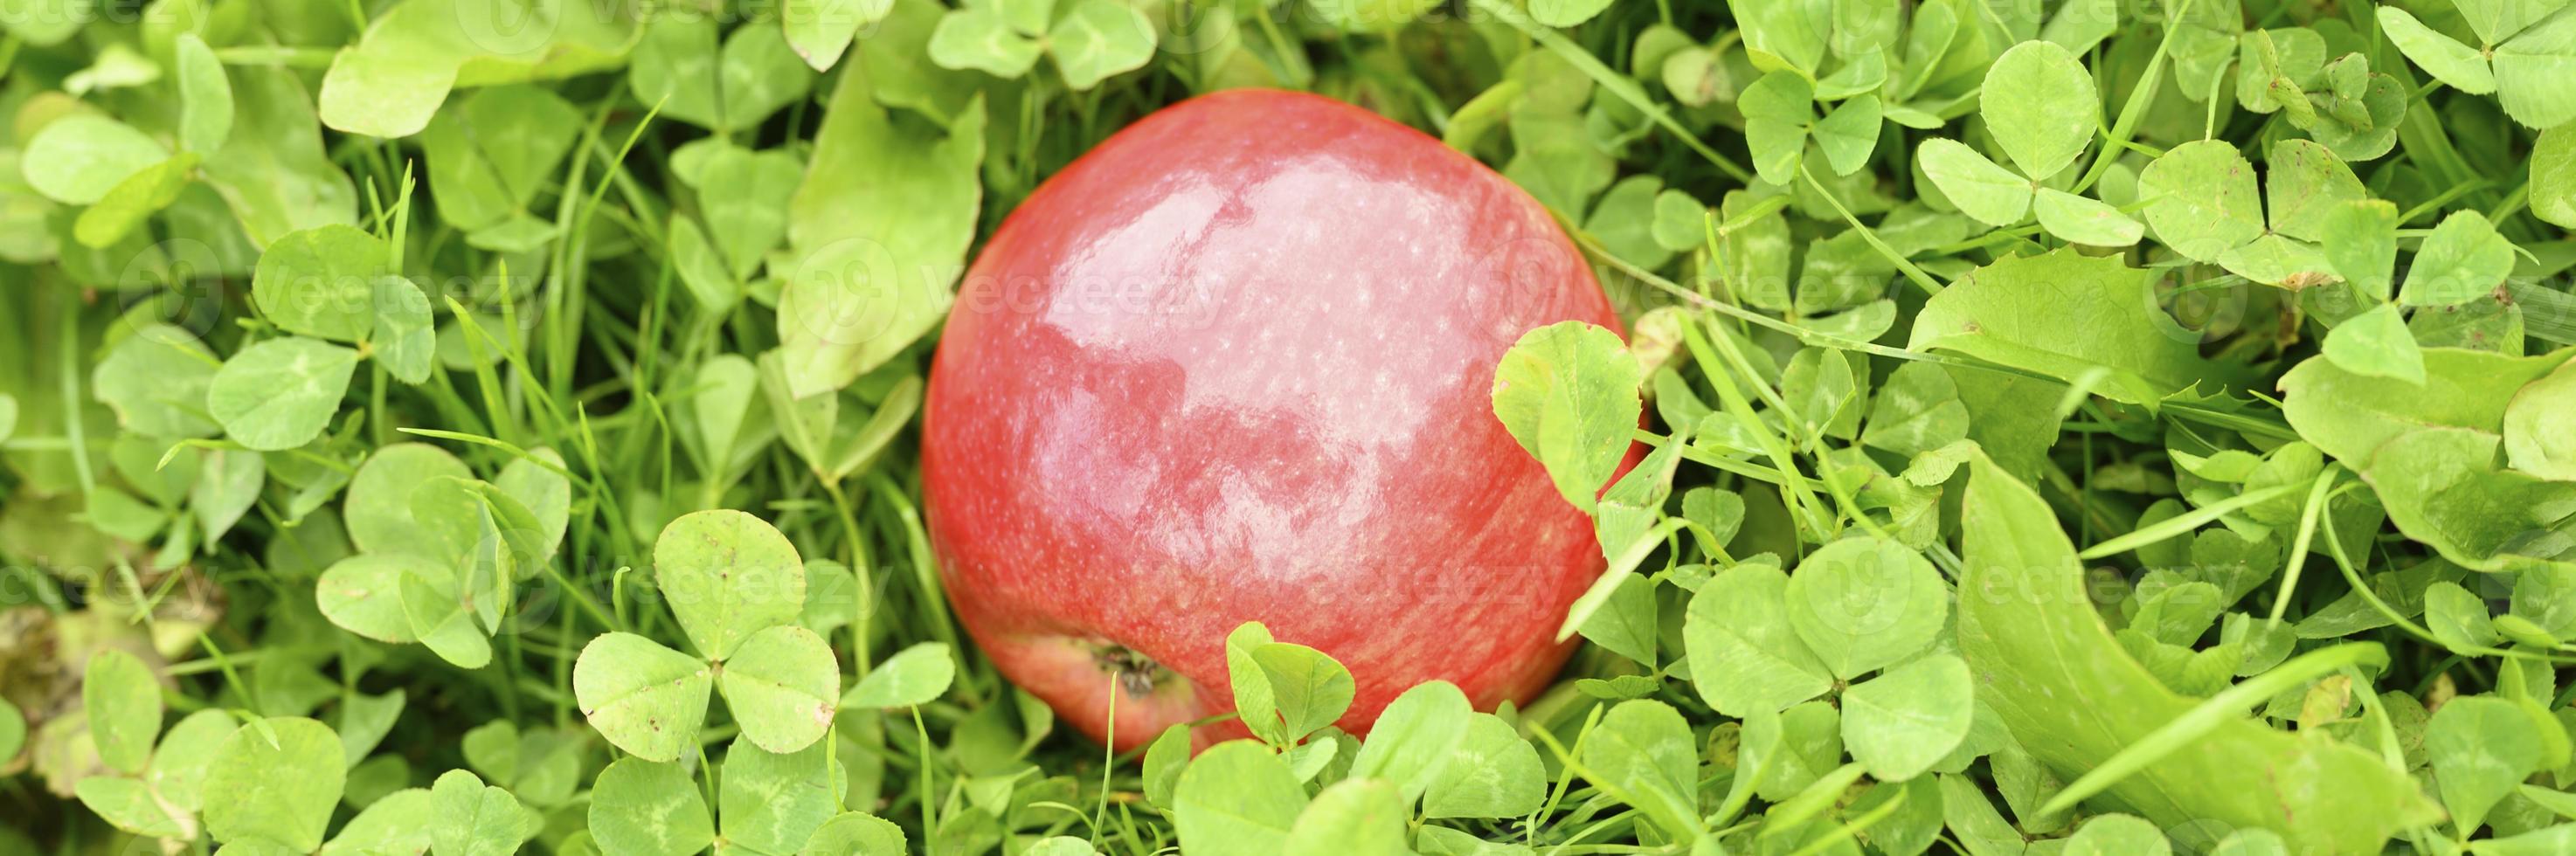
[1578,700,1702,840]
[2135,138,2365,286]
[429,769,544,856]
[2379,2,2576,128]
[630,17,817,135]
[1222,622,1356,749]
[669,144,802,315]
[316,0,635,138]
[591,740,903,856]
[316,443,571,668]
[229,222,437,437]
[1917,40,2138,245]
[1679,536,1969,783]
[73,654,243,839]
[2235,31,2406,160]
[419,86,584,251]
[1740,70,1882,185]
[573,509,840,761]
[926,0,1157,90]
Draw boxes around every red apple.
[921,89,1621,751]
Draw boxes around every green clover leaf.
[206,337,360,452]
[572,632,716,763]
[202,718,346,853]
[588,759,715,856]
[1983,39,2098,180]
[1491,321,1644,514]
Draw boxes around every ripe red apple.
[921,89,1622,751]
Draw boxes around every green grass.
[4,0,2576,853]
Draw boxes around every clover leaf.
[73,152,200,249]
[572,632,715,763]
[718,736,841,853]
[429,769,541,856]
[1841,653,1974,782]
[926,4,1046,78]
[631,17,816,133]
[574,510,837,760]
[717,625,840,753]
[1346,680,1470,804]
[1048,0,1158,89]
[1579,700,1700,839]
[2429,695,2547,833]
[1492,321,1644,514]
[2237,34,2406,160]
[1783,535,1947,680]
[2320,303,2427,385]
[1174,741,1307,853]
[1282,779,1412,853]
[1921,138,2038,225]
[655,508,806,660]
[319,553,440,643]
[782,0,899,71]
[927,0,1155,90]
[1813,95,1883,176]
[253,225,387,342]
[1422,713,1546,819]
[1983,40,2097,181]
[588,759,714,856]
[76,777,184,838]
[806,812,911,853]
[843,641,957,708]
[93,324,222,439]
[202,718,346,853]
[22,114,167,205]
[82,649,162,775]
[1916,39,2139,245]
[1683,563,1832,716]
[1222,628,1355,747]
[316,0,636,138]
[1740,71,1816,185]
[206,337,359,452]
[2134,138,2367,286]
[2399,211,2517,307]
[419,86,583,240]
[2379,3,2576,128]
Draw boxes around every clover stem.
[1798,167,1944,295]
[2073,0,2197,195]
[2266,467,2344,627]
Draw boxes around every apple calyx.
[1090,643,1167,698]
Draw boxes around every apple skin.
[921,89,1622,751]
